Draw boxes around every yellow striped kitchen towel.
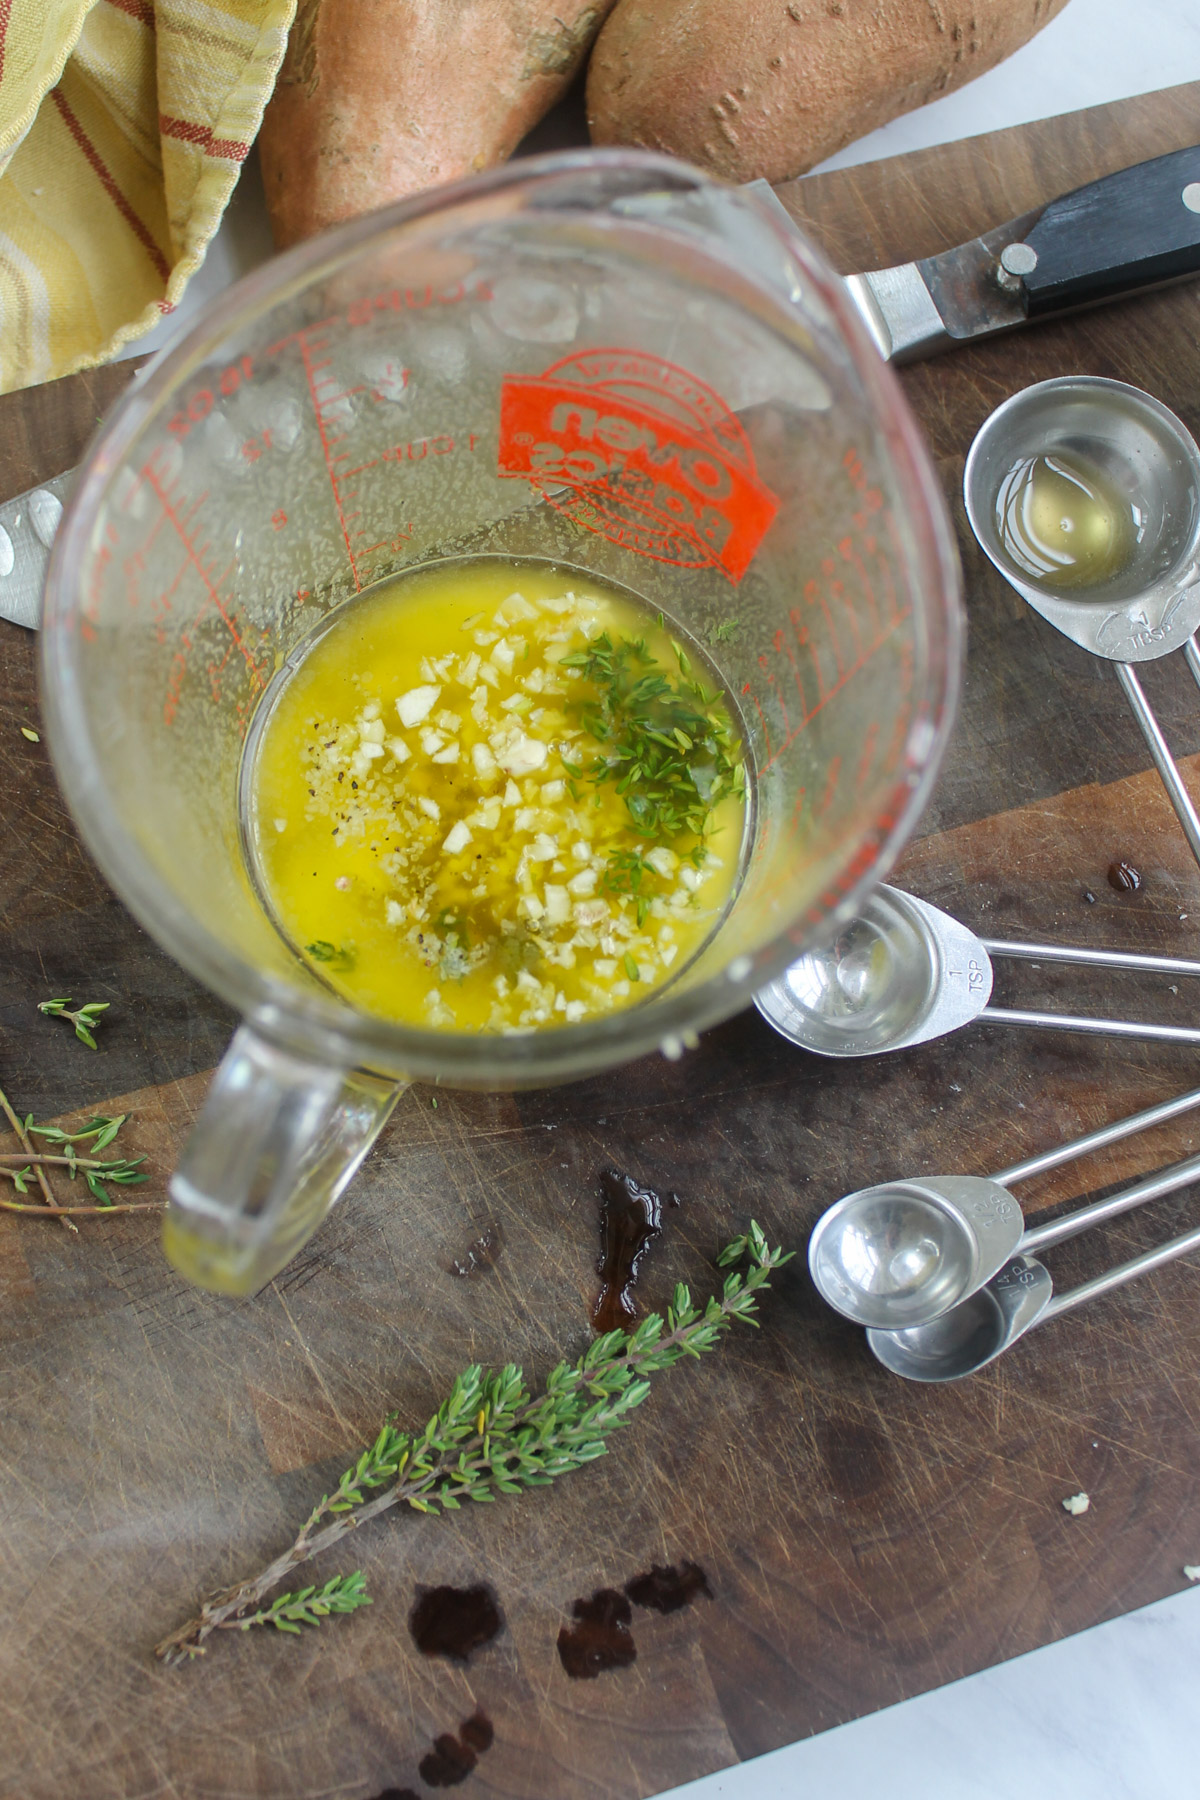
[0,0,294,394]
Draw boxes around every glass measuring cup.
[41,149,962,1295]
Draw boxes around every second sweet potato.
[586,0,1070,185]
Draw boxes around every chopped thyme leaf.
[305,940,356,971]
[563,632,745,892]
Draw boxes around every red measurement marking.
[355,524,417,564]
[741,681,774,765]
[150,550,189,644]
[369,361,409,401]
[241,428,273,462]
[759,604,913,773]
[801,580,839,692]
[167,358,254,439]
[881,640,916,776]
[759,642,792,741]
[343,283,491,329]
[271,510,288,530]
[853,719,880,793]
[815,557,860,676]
[206,634,238,703]
[776,627,811,720]
[383,432,480,462]
[82,521,119,640]
[142,451,266,720]
[290,329,367,591]
[828,563,862,661]
[842,532,880,639]
[815,755,842,819]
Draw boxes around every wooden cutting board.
[3,83,1200,1800]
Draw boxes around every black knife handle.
[1020,144,1200,316]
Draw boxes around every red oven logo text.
[497,349,778,583]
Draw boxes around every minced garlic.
[250,559,746,1033]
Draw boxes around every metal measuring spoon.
[964,375,1200,868]
[807,1083,1200,1330]
[754,883,1200,1057]
[867,1212,1200,1382]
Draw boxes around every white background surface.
[122,2,1200,1794]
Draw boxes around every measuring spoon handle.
[1184,634,1200,698]
[1021,1150,1200,1253]
[993,1084,1200,1187]
[980,938,1200,978]
[981,1005,1200,1043]
[1041,1217,1200,1321]
[1114,661,1200,871]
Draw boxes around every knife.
[4,143,1199,630]
[816,140,1200,363]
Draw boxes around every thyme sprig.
[156,1222,790,1665]
[223,1573,372,1636]
[38,996,110,1050]
[0,1090,156,1216]
[0,1082,74,1231]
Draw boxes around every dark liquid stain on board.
[418,1711,495,1789]
[409,1584,503,1663]
[558,1562,711,1677]
[625,1560,712,1614]
[1108,859,1142,892]
[592,1168,678,1333]
[557,1588,637,1678]
[450,1222,503,1277]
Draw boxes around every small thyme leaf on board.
[38,997,110,1050]
[20,725,39,742]
[156,1222,792,1665]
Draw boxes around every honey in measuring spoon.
[994,447,1141,591]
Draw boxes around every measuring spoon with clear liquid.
[807,1081,1200,1330]
[964,375,1200,869]
[754,883,1200,1057]
[867,1210,1200,1382]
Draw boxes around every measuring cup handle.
[162,1024,405,1295]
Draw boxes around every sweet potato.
[260,0,617,248]
[586,0,1070,185]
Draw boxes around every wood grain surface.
[3,84,1200,1800]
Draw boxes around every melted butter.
[247,560,746,1034]
[994,448,1139,590]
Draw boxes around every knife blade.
[0,470,72,631]
[5,143,1200,630]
